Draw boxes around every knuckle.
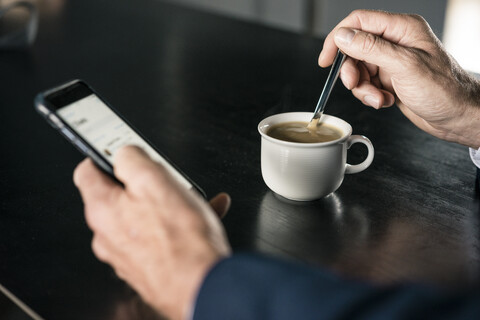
[114,268,126,280]
[116,145,147,164]
[409,14,427,26]
[406,14,436,43]
[84,202,110,231]
[361,33,379,54]
[349,9,367,19]
[349,9,378,24]
[121,145,140,153]
[408,14,433,34]
[91,237,109,262]
[73,160,90,187]
[348,9,367,25]
[134,166,157,185]
[133,164,168,189]
[113,149,129,169]
[113,145,139,169]
[73,166,82,186]
[116,145,136,158]
[84,208,100,232]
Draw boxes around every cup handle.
[345,135,374,174]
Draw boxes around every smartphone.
[34,79,205,197]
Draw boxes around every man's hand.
[73,146,231,320]
[319,10,480,148]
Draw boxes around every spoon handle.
[311,50,346,121]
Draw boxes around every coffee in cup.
[267,121,343,143]
[258,112,374,201]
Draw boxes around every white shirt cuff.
[469,147,480,169]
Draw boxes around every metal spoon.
[308,50,346,129]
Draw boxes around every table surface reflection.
[0,0,479,319]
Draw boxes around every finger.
[91,232,131,266]
[355,63,395,108]
[319,10,427,67]
[381,90,396,107]
[91,237,132,284]
[363,62,379,77]
[73,158,121,205]
[339,57,360,90]
[358,62,370,82]
[370,76,383,89]
[352,83,381,109]
[209,193,231,219]
[114,145,173,196]
[371,75,382,88]
[350,62,380,108]
[74,159,122,233]
[352,82,395,109]
[334,27,409,75]
[352,64,383,109]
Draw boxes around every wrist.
[450,76,480,148]
[182,253,230,320]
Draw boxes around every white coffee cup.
[258,112,374,201]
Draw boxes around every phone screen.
[50,85,193,190]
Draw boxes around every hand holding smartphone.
[35,80,205,196]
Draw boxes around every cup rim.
[258,112,352,147]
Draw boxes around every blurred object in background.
[0,0,64,17]
[172,0,308,33]
[167,0,447,38]
[0,0,37,49]
[311,0,447,37]
[0,0,66,50]
[443,0,480,75]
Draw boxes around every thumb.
[209,192,231,219]
[334,27,404,74]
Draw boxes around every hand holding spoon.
[307,50,346,130]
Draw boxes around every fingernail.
[335,28,355,45]
[383,95,394,107]
[364,95,379,108]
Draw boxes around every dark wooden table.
[1,0,479,319]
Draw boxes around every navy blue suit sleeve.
[193,253,479,320]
